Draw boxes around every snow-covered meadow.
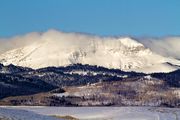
[0,106,179,120]
[0,106,61,120]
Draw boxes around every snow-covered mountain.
[0,31,180,73]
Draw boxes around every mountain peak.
[118,37,144,48]
[0,32,180,73]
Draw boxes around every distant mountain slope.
[0,63,179,107]
[0,63,33,74]
[0,73,57,99]
[0,64,57,99]
[152,69,180,87]
[0,31,180,73]
[0,63,141,99]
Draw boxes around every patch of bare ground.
[51,115,79,120]
[0,92,51,106]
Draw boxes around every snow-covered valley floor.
[0,106,180,120]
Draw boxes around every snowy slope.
[1,106,179,120]
[0,107,61,120]
[0,31,180,73]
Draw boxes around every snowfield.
[0,107,61,120]
[1,30,180,73]
[0,106,179,120]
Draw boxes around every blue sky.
[0,0,180,37]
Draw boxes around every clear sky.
[0,0,180,37]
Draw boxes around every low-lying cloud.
[0,32,42,54]
[139,37,180,59]
[0,29,180,59]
